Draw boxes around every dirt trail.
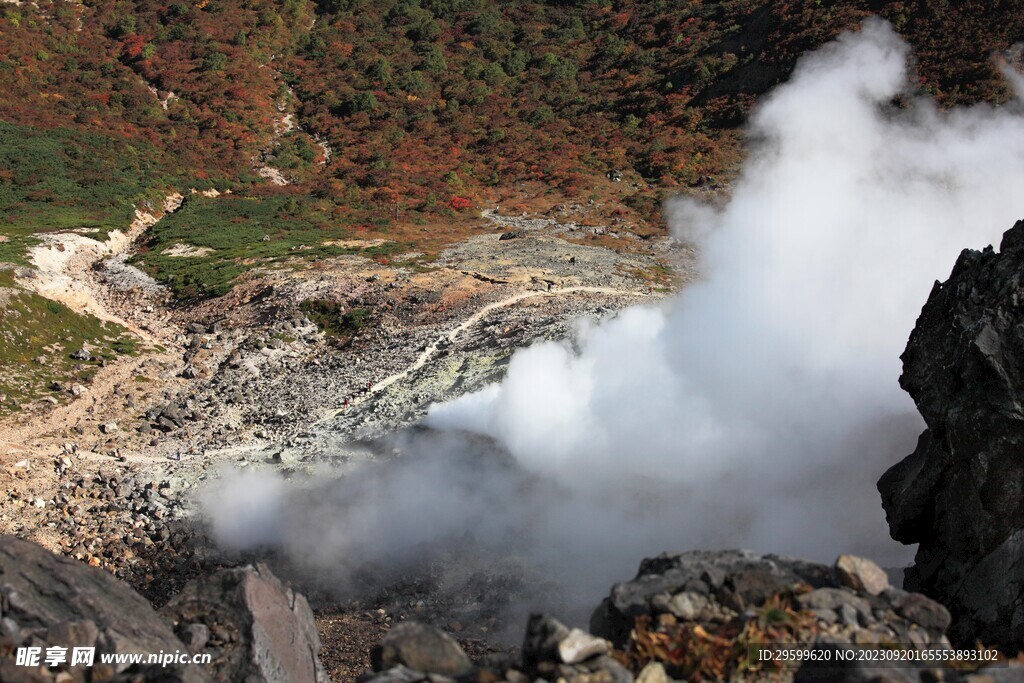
[2,193,185,454]
[320,285,652,422]
[15,193,184,343]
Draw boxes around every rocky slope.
[880,219,1024,653]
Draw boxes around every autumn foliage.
[0,0,1022,232]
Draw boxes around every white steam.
[203,20,1024,615]
[428,19,1024,560]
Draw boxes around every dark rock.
[371,622,472,677]
[522,614,571,669]
[160,563,328,683]
[499,231,523,241]
[0,535,205,680]
[878,219,1024,651]
[892,592,952,633]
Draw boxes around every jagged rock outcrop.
[879,219,1024,652]
[160,563,329,683]
[0,535,207,682]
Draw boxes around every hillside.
[2,0,1022,243]
[2,0,1022,414]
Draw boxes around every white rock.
[636,662,669,683]
[835,554,890,596]
[667,592,712,620]
[557,628,608,664]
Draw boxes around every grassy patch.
[0,122,175,263]
[299,299,372,345]
[133,193,408,301]
[0,269,137,415]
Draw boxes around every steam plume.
[203,20,1024,618]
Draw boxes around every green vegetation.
[0,269,137,415]
[299,299,372,344]
[0,122,174,263]
[133,194,406,300]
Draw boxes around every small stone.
[837,603,860,628]
[180,622,209,652]
[796,588,868,614]
[835,555,890,596]
[70,348,91,361]
[99,421,118,434]
[636,662,668,683]
[667,592,712,621]
[557,628,608,664]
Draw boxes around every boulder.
[370,622,472,676]
[557,628,609,664]
[0,535,206,681]
[878,219,1024,652]
[834,555,889,596]
[160,563,328,683]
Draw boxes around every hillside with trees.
[1,0,1022,268]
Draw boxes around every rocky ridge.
[880,219,1024,653]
